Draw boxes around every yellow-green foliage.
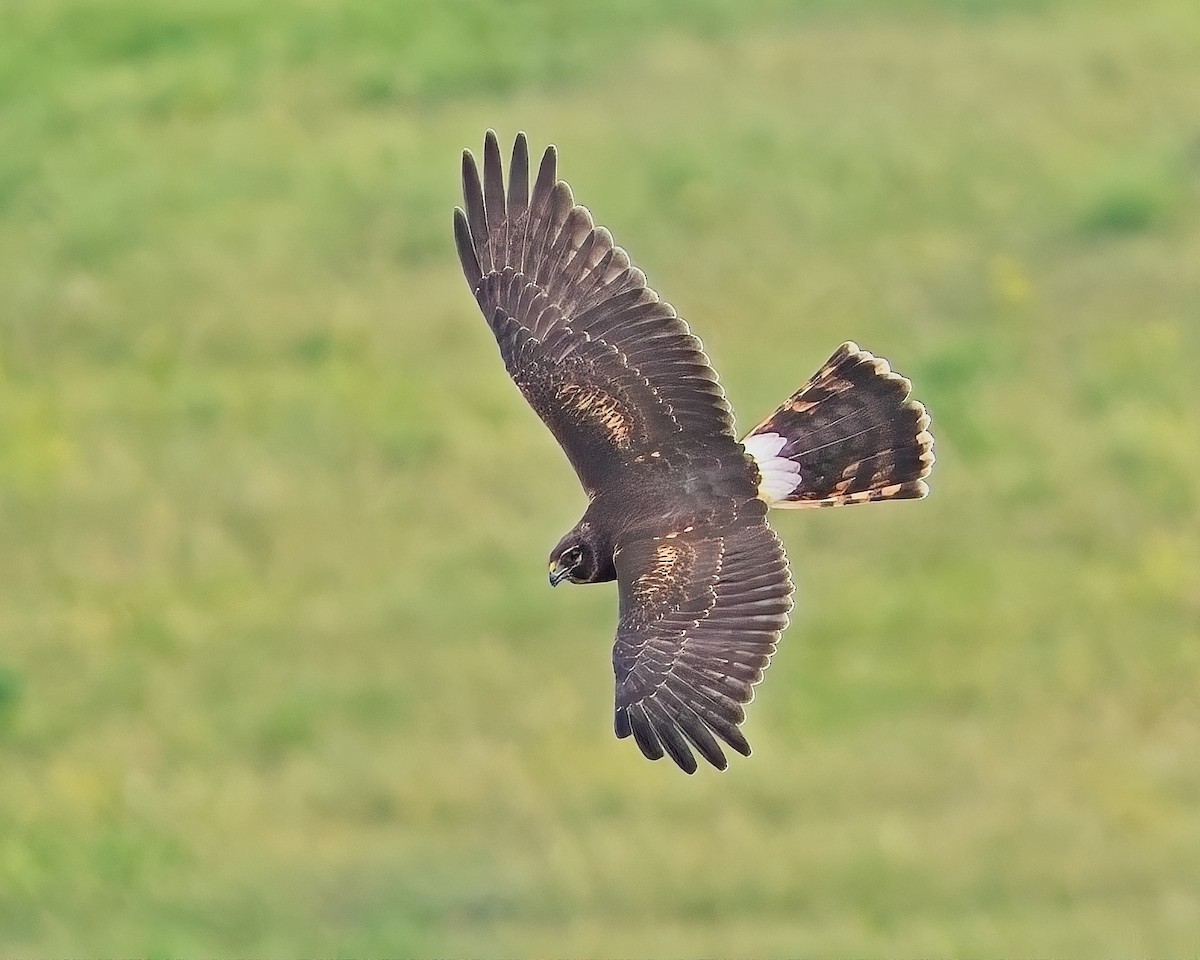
[2,0,1198,953]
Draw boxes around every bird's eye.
[564,547,582,566]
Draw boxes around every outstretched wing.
[613,521,793,773]
[454,130,736,497]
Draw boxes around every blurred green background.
[2,0,1199,953]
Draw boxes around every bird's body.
[572,438,763,545]
[455,131,934,773]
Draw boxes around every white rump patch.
[743,432,803,504]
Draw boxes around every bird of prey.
[454,131,934,774]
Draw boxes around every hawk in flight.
[454,131,934,773]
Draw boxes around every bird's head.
[548,535,595,587]
[548,523,612,586]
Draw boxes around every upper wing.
[612,521,793,773]
[454,130,735,497]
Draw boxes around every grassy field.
[2,0,1199,953]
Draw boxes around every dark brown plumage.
[454,131,934,774]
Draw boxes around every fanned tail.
[742,342,934,508]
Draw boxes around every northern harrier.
[454,131,934,773]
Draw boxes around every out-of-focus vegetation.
[2,0,1198,953]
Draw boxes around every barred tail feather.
[743,342,935,508]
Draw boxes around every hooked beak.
[548,562,571,587]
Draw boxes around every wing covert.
[612,522,793,773]
[455,131,736,496]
